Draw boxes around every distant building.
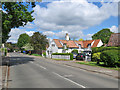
[46,33,103,58]
[107,33,120,47]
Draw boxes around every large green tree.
[2,2,35,43]
[30,32,48,50]
[92,29,113,44]
[17,33,30,48]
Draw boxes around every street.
[7,52,118,88]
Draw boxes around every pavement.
[6,52,119,88]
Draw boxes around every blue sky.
[7,0,118,43]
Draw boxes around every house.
[107,33,120,47]
[46,33,103,58]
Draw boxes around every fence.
[52,55,70,60]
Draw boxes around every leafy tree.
[17,33,30,48]
[30,32,48,50]
[78,38,84,41]
[2,2,36,43]
[92,28,113,44]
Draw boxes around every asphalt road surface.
[7,53,118,88]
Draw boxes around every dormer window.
[88,44,91,48]
[63,43,67,49]
[78,44,81,49]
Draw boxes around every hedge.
[92,52,101,62]
[71,49,78,54]
[92,46,120,53]
[100,50,120,67]
[52,53,73,60]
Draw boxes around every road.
[7,53,118,88]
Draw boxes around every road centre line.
[30,62,47,70]
[52,72,86,88]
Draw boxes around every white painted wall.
[46,40,58,58]
[97,40,103,47]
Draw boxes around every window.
[52,44,55,47]
[88,44,91,48]
[63,43,67,49]
[78,44,81,49]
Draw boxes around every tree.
[30,32,48,50]
[78,38,84,41]
[92,28,113,44]
[17,33,30,48]
[2,2,36,43]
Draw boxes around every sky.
[7,0,119,43]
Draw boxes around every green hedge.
[71,49,78,54]
[92,47,120,53]
[92,52,101,62]
[100,50,120,67]
[52,53,73,60]
[43,52,46,57]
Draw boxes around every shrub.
[100,50,119,67]
[43,52,46,57]
[52,53,73,60]
[71,49,78,54]
[92,47,120,53]
[4,48,8,56]
[92,52,101,62]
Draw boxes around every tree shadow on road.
[2,56,34,66]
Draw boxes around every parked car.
[76,53,85,60]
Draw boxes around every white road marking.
[30,62,47,70]
[52,72,86,88]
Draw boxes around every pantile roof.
[53,39,101,48]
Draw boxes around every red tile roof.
[53,39,62,48]
[91,39,101,48]
[83,40,94,48]
[53,39,101,48]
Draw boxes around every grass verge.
[76,61,120,71]
[31,54,42,57]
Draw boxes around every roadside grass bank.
[31,54,42,57]
[76,61,120,71]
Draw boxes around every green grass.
[31,54,42,57]
[76,61,120,71]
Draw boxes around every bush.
[92,47,120,53]
[92,52,101,62]
[4,48,8,56]
[100,50,120,67]
[52,53,73,60]
[71,49,78,54]
[43,52,46,57]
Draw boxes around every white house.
[46,33,103,58]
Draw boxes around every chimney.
[65,33,70,41]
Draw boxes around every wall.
[97,40,103,47]
[52,55,70,60]
[46,40,58,58]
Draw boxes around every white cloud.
[25,31,35,36]
[32,1,118,39]
[7,28,26,43]
[43,31,55,37]
[110,25,118,33]
[84,34,93,40]
[7,28,35,43]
